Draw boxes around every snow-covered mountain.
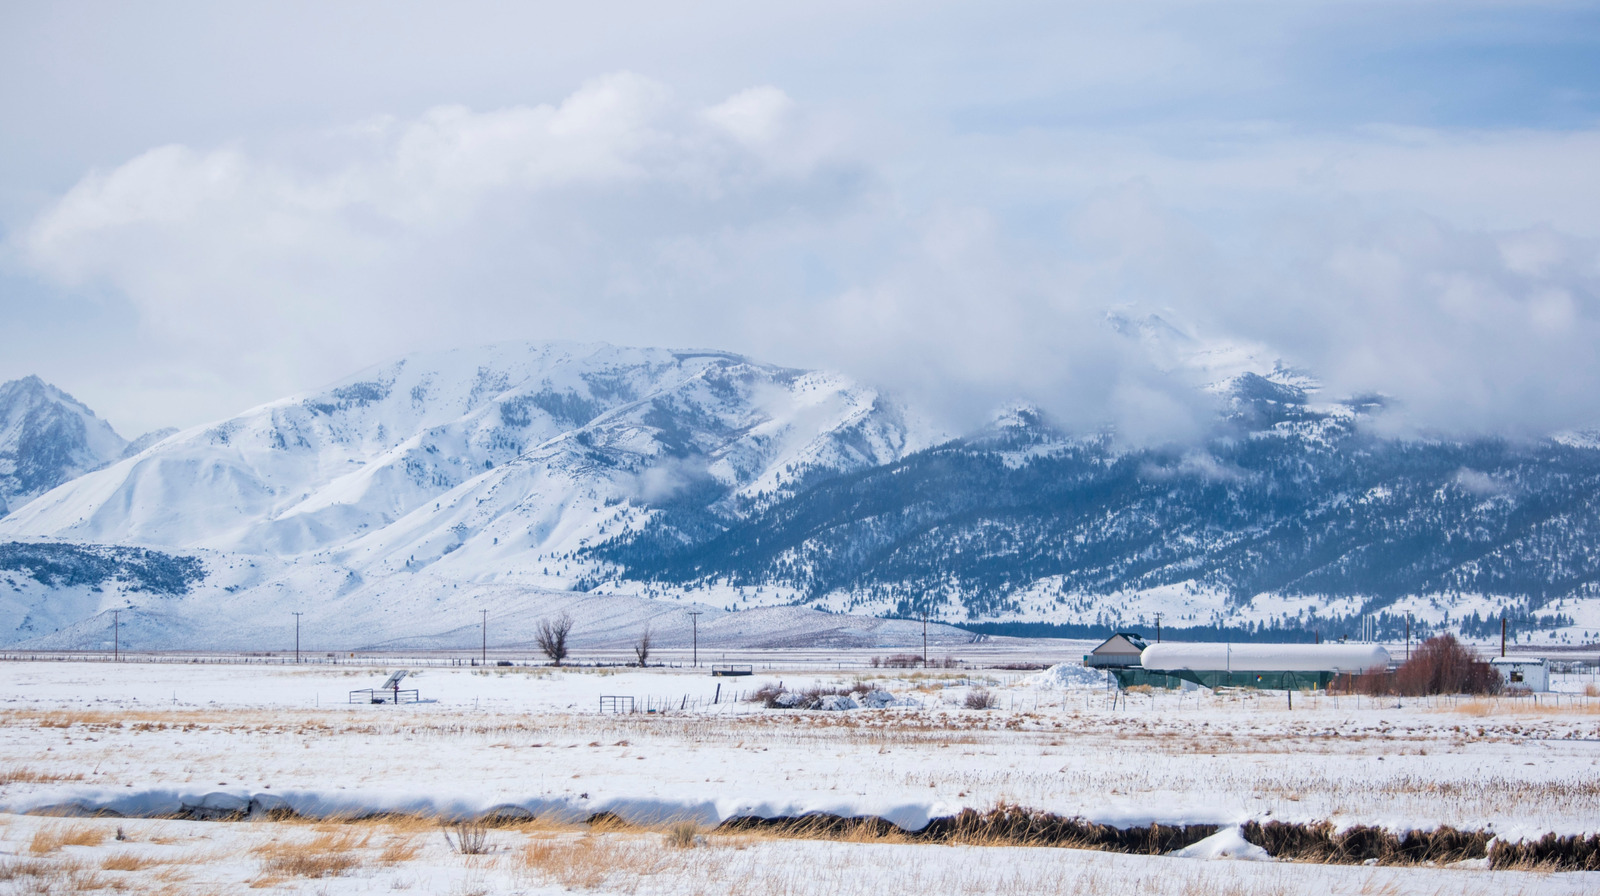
[0,342,937,649]
[0,376,127,518]
[6,333,1600,652]
[2,343,922,555]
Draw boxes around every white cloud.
[1455,468,1511,497]
[13,68,1600,442]
[18,75,862,428]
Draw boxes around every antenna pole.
[1155,613,1162,644]
[292,612,303,663]
[688,611,703,668]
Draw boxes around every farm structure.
[348,670,419,704]
[1491,656,1549,691]
[1082,632,1149,668]
[1114,643,1392,690]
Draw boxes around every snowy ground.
[0,658,1596,894]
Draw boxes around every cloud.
[14,69,1600,443]
[1215,209,1600,436]
[20,74,867,426]
[1140,452,1252,484]
[1454,468,1511,497]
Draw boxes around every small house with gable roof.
[1084,632,1148,668]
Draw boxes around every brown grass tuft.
[374,835,420,865]
[29,823,108,855]
[252,829,367,880]
[100,851,161,871]
[1450,697,1600,717]
[663,820,701,849]
[518,834,659,889]
[0,765,85,786]
[0,857,59,881]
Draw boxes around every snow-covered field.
[0,658,1597,894]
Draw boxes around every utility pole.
[1501,615,1507,658]
[292,612,303,663]
[1155,613,1162,644]
[1405,614,1411,661]
[688,611,702,667]
[921,609,928,667]
[112,609,119,662]
[480,609,488,665]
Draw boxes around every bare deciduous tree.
[535,612,573,666]
[633,625,652,666]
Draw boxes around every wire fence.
[0,651,995,672]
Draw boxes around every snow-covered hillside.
[6,334,1600,651]
[2,342,923,557]
[0,342,936,649]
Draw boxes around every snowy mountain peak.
[0,375,126,516]
[0,343,922,572]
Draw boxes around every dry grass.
[251,828,368,882]
[0,765,85,785]
[99,851,161,871]
[0,858,59,881]
[29,823,109,855]
[1449,697,1600,717]
[0,855,123,895]
[518,833,662,889]
[377,835,422,865]
[663,820,702,849]
[718,816,913,846]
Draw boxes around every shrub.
[1394,635,1502,696]
[964,688,999,709]
[664,821,701,849]
[749,684,786,708]
[1337,635,1503,696]
[442,821,491,855]
[751,683,863,709]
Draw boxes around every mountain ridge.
[2,339,1599,650]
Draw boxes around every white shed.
[1490,657,1549,692]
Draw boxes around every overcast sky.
[2,1,1598,439]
